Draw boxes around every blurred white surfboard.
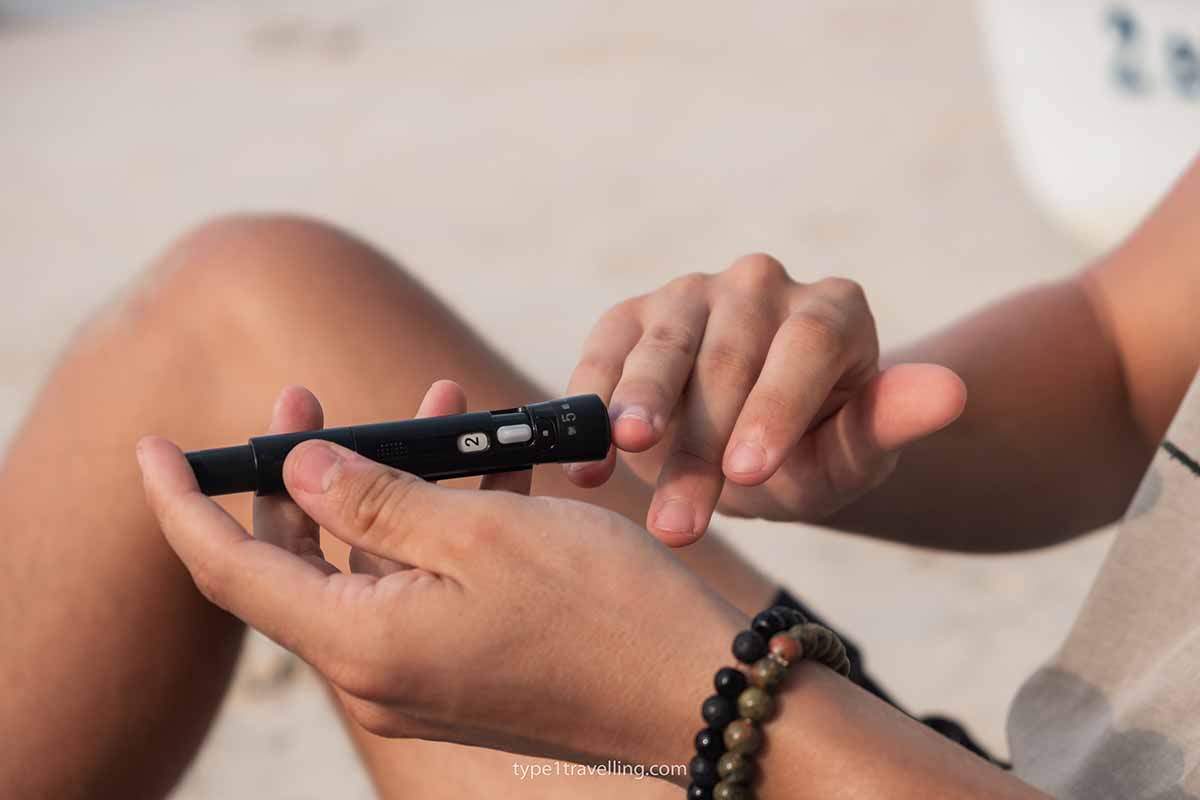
[980,1,1200,252]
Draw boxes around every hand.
[565,254,966,545]
[137,382,741,775]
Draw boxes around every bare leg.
[0,216,774,799]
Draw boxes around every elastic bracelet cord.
[687,606,851,800]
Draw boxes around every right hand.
[137,382,741,777]
[564,254,966,545]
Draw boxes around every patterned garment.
[1009,373,1200,798]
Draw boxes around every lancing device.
[185,394,610,496]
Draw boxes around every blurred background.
[1,1,1196,797]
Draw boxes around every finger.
[254,386,333,572]
[415,378,467,419]
[724,283,876,486]
[813,363,966,494]
[138,436,342,660]
[266,385,324,436]
[646,301,773,545]
[563,305,643,486]
[347,379,469,576]
[561,445,617,489]
[606,281,710,452]
[284,440,461,568]
[566,303,644,406]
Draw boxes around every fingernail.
[612,404,656,432]
[727,441,766,474]
[653,499,695,534]
[292,442,342,493]
[564,462,587,474]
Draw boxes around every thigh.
[3,214,775,799]
[221,220,778,798]
[191,216,775,798]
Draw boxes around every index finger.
[137,435,344,661]
[563,307,642,486]
[566,304,643,406]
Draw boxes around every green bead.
[749,656,785,689]
[737,686,774,722]
[793,622,839,662]
[723,718,763,754]
[713,780,755,800]
[717,750,756,783]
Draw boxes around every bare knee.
[82,212,482,433]
[112,213,417,347]
[155,213,404,306]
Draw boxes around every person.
[3,150,1198,797]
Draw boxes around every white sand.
[0,2,1110,797]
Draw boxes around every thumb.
[814,362,966,492]
[283,440,457,570]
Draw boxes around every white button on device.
[496,424,533,445]
[456,432,490,453]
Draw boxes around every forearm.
[755,664,1046,799]
[828,276,1153,551]
[830,157,1200,553]
[640,615,1043,798]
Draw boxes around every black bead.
[732,629,767,664]
[689,755,719,788]
[751,610,784,638]
[701,694,738,730]
[687,782,714,799]
[714,667,748,699]
[778,605,808,626]
[769,607,795,630]
[694,727,726,760]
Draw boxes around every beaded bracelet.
[687,605,851,800]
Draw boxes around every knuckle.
[696,340,761,386]
[745,385,794,422]
[783,310,849,355]
[341,468,416,543]
[726,253,788,292]
[664,271,709,298]
[602,298,640,325]
[641,322,700,359]
[814,276,867,308]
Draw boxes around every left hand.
[564,255,967,545]
[137,382,741,774]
